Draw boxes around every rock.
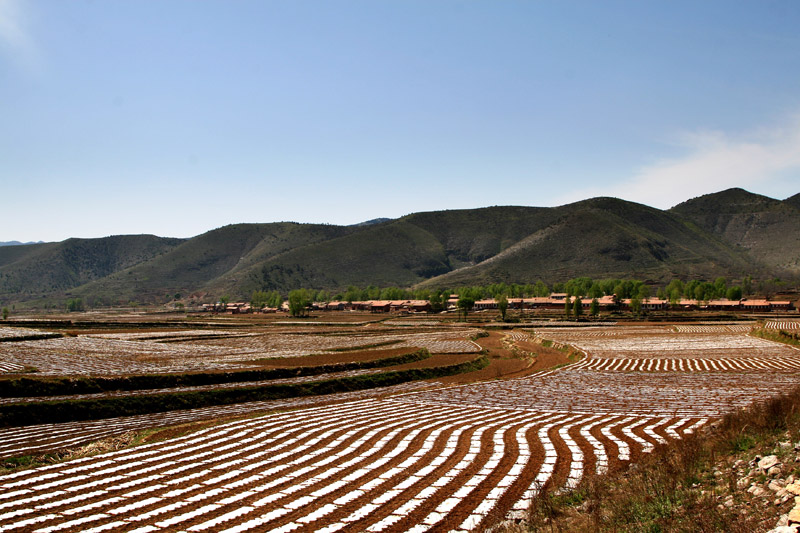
[771,465,785,477]
[772,480,788,492]
[760,455,780,470]
[785,483,800,496]
[794,441,800,451]
[780,441,793,448]
[768,526,800,533]
[752,486,767,497]
[788,506,800,524]
[723,495,734,507]
[737,478,751,489]
[778,513,790,527]
[789,475,796,484]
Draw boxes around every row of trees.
[250,290,283,309]
[658,277,746,303]
[247,274,788,318]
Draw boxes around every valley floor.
[0,314,799,531]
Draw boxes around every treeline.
[255,274,787,312]
[657,277,749,303]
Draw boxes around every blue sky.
[2,0,799,242]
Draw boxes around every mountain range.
[1,188,798,306]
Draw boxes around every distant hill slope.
[0,235,184,302]
[72,223,357,303]
[417,197,757,288]
[670,188,800,274]
[0,241,43,247]
[2,188,798,306]
[785,192,800,211]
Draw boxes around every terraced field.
[765,320,800,330]
[0,327,481,376]
[1,320,799,532]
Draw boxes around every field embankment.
[0,352,489,427]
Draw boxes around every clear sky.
[2,0,799,242]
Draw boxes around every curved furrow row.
[0,401,441,532]
[0,362,24,374]
[673,325,753,333]
[0,402,709,533]
[303,411,505,533]
[160,413,462,531]
[0,381,442,460]
[207,408,506,532]
[574,356,800,372]
[402,412,579,533]
[765,321,800,330]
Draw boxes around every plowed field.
[1,321,799,532]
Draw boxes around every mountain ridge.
[1,188,797,306]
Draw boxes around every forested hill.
[1,188,798,306]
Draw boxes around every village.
[201,293,796,315]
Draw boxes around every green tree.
[316,290,332,303]
[66,298,84,312]
[251,290,269,309]
[344,286,360,303]
[268,291,284,309]
[534,280,550,297]
[637,284,650,301]
[429,291,444,313]
[497,293,509,321]
[1,307,8,320]
[726,286,743,301]
[288,289,312,317]
[714,277,728,298]
[600,279,619,296]
[573,296,583,319]
[742,275,753,296]
[457,296,475,322]
[630,296,642,316]
[564,295,572,319]
[589,298,599,317]
[365,285,381,300]
[380,287,405,300]
[684,280,700,300]
[588,282,604,299]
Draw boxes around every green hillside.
[72,223,356,303]
[2,188,798,306]
[402,206,560,268]
[670,188,800,274]
[223,219,450,296]
[418,197,757,288]
[0,236,183,302]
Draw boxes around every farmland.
[0,314,799,531]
